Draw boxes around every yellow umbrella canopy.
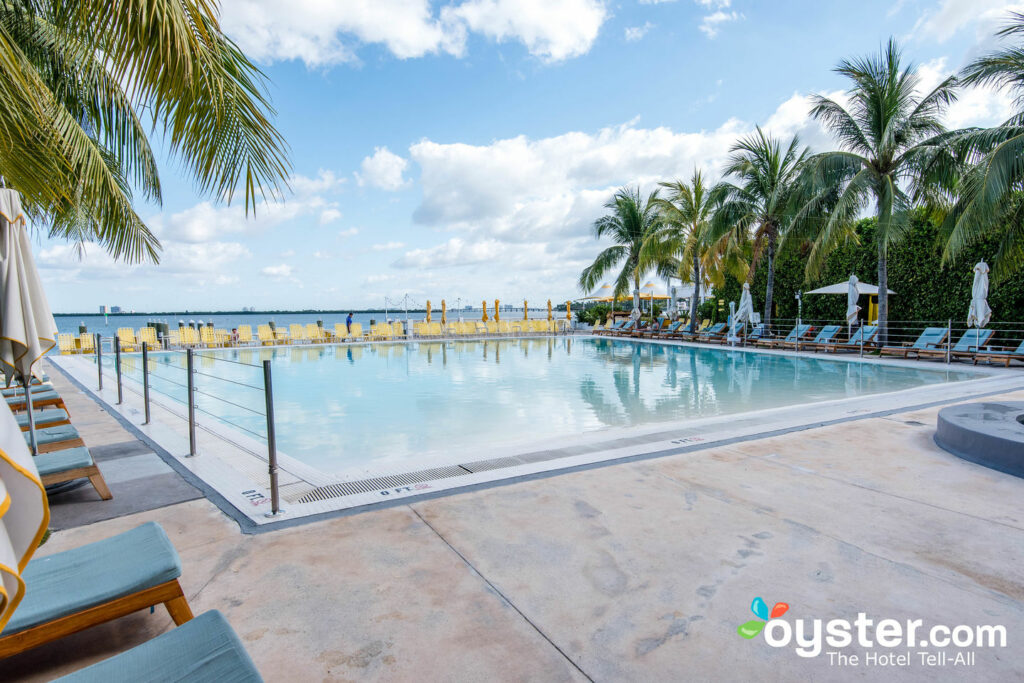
[482,300,489,322]
[547,299,552,321]
[523,300,528,321]
[425,299,431,323]
[494,299,500,322]
[441,299,447,325]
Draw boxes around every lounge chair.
[637,319,665,338]
[595,320,623,335]
[644,321,684,339]
[973,338,1024,366]
[116,328,138,352]
[16,408,70,431]
[237,325,255,346]
[24,423,86,454]
[797,325,842,351]
[690,322,728,343]
[7,388,66,412]
[52,610,261,682]
[0,523,192,658]
[879,327,949,358]
[57,333,78,355]
[288,324,309,344]
[137,327,160,350]
[917,328,995,362]
[78,333,95,354]
[608,320,636,337]
[817,325,879,353]
[2,383,54,398]
[306,323,324,342]
[256,325,276,346]
[755,324,815,349]
[35,446,113,500]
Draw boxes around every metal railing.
[95,338,284,516]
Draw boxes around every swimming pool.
[104,337,979,477]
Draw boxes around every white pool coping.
[49,335,1024,529]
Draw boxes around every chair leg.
[164,583,195,625]
[88,466,113,500]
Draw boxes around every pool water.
[106,338,978,475]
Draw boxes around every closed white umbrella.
[0,384,49,632]
[630,287,641,321]
[846,275,862,330]
[0,188,57,454]
[967,261,991,351]
[733,283,755,339]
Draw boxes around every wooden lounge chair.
[596,320,624,335]
[637,319,665,338]
[689,322,728,343]
[35,446,113,500]
[7,388,67,413]
[878,327,949,358]
[816,324,879,353]
[24,423,86,454]
[0,523,191,658]
[644,320,684,339]
[16,408,70,431]
[791,325,840,351]
[917,328,995,362]
[52,610,261,682]
[972,338,1024,366]
[755,324,814,349]
[608,320,636,337]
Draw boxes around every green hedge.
[710,210,1024,325]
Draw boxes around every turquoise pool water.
[104,338,978,475]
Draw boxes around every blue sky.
[36,0,1019,312]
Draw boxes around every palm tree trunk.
[877,243,888,346]
[763,234,776,330]
[689,255,700,333]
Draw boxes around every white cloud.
[699,9,741,38]
[36,241,251,283]
[624,22,654,42]
[313,250,333,259]
[318,208,342,225]
[219,0,607,66]
[356,147,411,191]
[912,0,1023,44]
[444,0,608,62]
[917,57,1015,128]
[338,227,359,238]
[371,241,406,251]
[261,263,294,278]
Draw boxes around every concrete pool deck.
[7,370,1024,680]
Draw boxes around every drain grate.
[295,465,468,503]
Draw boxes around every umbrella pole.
[23,375,38,455]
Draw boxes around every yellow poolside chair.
[183,327,202,347]
[79,332,95,354]
[137,327,159,349]
[257,325,276,346]
[391,321,405,338]
[57,333,77,354]
[217,329,231,346]
[428,322,443,337]
[497,321,512,335]
[116,327,139,351]
[413,321,429,337]
[306,323,324,342]
[289,324,308,344]
[199,326,219,348]
[166,330,180,347]
[333,323,347,341]
[348,322,363,340]
[237,325,254,345]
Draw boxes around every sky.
[35,0,1021,313]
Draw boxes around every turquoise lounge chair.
[973,338,1024,366]
[16,408,70,430]
[819,325,879,353]
[690,322,727,342]
[34,446,112,500]
[595,320,624,335]
[24,423,85,452]
[54,610,262,682]
[6,389,65,412]
[0,523,191,657]
[801,325,843,351]
[647,320,685,338]
[2,383,54,397]
[610,320,636,336]
[756,324,814,349]
[879,327,949,358]
[917,328,995,361]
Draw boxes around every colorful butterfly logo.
[737,596,789,639]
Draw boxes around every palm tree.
[0,0,291,262]
[640,170,747,333]
[707,127,809,329]
[579,186,662,316]
[941,12,1024,281]
[797,39,957,343]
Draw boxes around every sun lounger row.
[0,520,261,680]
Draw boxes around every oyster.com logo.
[737,596,789,639]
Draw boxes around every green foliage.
[578,304,612,326]
[711,210,1024,324]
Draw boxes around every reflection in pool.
[104,337,978,474]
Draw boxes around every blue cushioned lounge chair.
[879,327,949,358]
[972,338,1024,367]
[54,610,262,682]
[917,328,995,362]
[0,523,192,657]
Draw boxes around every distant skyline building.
[99,305,106,314]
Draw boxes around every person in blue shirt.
[346,313,353,334]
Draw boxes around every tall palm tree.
[797,39,957,343]
[707,127,809,329]
[640,170,747,333]
[0,0,291,262]
[941,12,1024,281]
[579,186,662,315]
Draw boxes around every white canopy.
[1,189,56,385]
[967,261,992,328]
[0,394,49,632]
[806,281,895,296]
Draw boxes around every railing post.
[95,333,103,390]
[114,336,123,404]
[142,342,151,425]
[946,319,951,365]
[186,348,196,456]
[263,359,282,517]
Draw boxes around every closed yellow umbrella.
[523,300,528,321]
[566,301,571,321]
[494,299,500,322]
[547,299,552,321]
[482,300,489,322]
[441,299,447,325]
[425,299,431,323]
